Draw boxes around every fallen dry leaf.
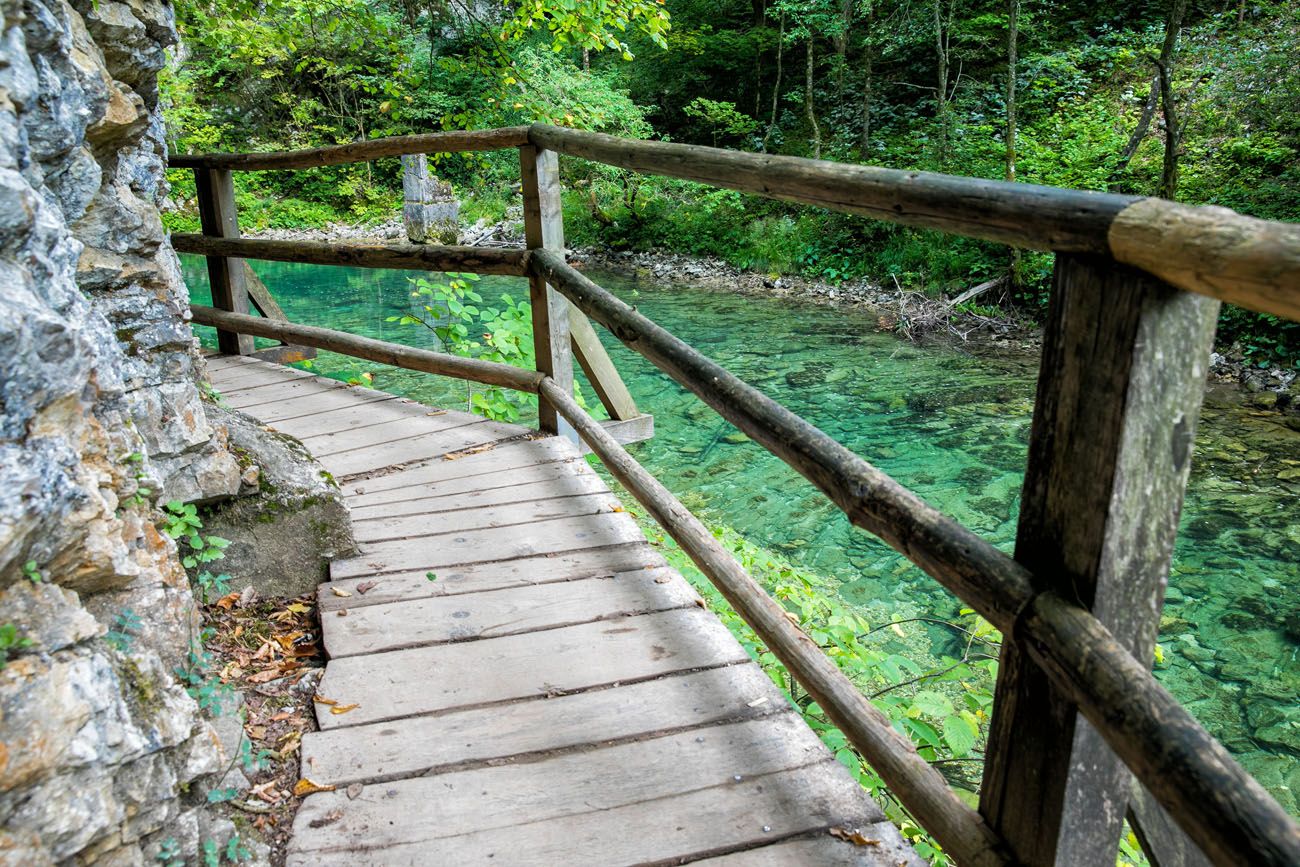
[829,827,880,847]
[313,695,338,706]
[308,808,345,829]
[346,783,363,800]
[215,591,241,610]
[355,580,378,595]
[331,587,352,598]
[269,711,293,721]
[329,703,360,715]
[247,668,285,684]
[293,778,336,797]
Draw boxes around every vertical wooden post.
[519,145,574,438]
[978,254,1219,865]
[194,168,254,356]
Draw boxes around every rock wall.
[0,0,248,862]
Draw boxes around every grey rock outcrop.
[0,0,257,863]
[401,153,459,244]
[202,406,357,597]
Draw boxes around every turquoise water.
[181,255,1299,813]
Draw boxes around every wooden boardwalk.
[206,354,921,866]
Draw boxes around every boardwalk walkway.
[205,354,921,866]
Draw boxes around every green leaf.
[943,713,978,757]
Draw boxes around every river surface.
[181,255,1299,814]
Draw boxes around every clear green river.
[181,254,1299,815]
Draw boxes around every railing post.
[194,167,254,356]
[979,253,1220,865]
[519,144,574,438]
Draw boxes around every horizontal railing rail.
[171,126,1300,867]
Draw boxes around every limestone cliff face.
[0,0,247,862]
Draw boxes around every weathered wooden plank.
[299,664,788,786]
[347,470,609,521]
[315,424,525,479]
[265,398,432,440]
[293,714,844,847]
[341,436,581,501]
[331,511,646,579]
[237,387,396,424]
[222,376,347,409]
[170,127,530,170]
[313,607,747,729]
[697,835,924,866]
[576,413,656,453]
[980,255,1220,866]
[205,362,313,391]
[323,544,665,610]
[350,491,623,545]
[520,144,573,437]
[173,234,528,276]
[308,415,503,458]
[540,379,1009,867]
[191,306,545,395]
[288,761,890,867]
[321,566,699,657]
[194,168,253,355]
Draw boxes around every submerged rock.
[200,407,357,597]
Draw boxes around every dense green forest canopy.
[166,0,1299,364]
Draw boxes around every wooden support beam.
[538,378,1011,867]
[520,145,574,439]
[171,234,528,276]
[170,127,530,171]
[979,254,1220,865]
[569,306,641,422]
[240,260,317,362]
[194,168,253,355]
[190,306,543,394]
[575,414,655,455]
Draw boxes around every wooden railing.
[172,125,1300,867]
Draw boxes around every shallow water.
[182,255,1299,813]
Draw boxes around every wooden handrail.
[173,234,529,275]
[524,248,1300,867]
[539,378,1012,867]
[528,125,1300,320]
[189,306,545,393]
[169,127,530,170]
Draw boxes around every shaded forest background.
[164,0,1299,365]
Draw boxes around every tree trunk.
[860,27,874,154]
[933,0,950,166]
[1115,74,1161,179]
[806,39,822,159]
[582,47,590,72]
[762,15,785,153]
[1006,0,1020,286]
[1155,0,1189,200]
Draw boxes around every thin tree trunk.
[762,14,785,153]
[860,26,874,154]
[1116,74,1161,175]
[1006,0,1020,286]
[806,40,822,159]
[835,0,852,95]
[582,48,590,71]
[933,0,950,166]
[1155,0,1188,200]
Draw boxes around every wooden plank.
[266,398,434,440]
[980,254,1220,865]
[288,761,890,866]
[541,379,1009,867]
[194,168,254,355]
[174,234,528,276]
[321,566,700,657]
[341,436,581,501]
[332,511,645,579]
[222,376,347,409]
[299,664,789,786]
[238,387,395,424]
[170,126,530,170]
[313,607,748,729]
[293,714,847,848]
[323,544,666,610]
[698,835,924,866]
[206,364,313,392]
[191,306,545,395]
[569,305,640,420]
[347,470,609,521]
[315,424,524,479]
[520,144,573,437]
[350,491,624,545]
[292,412,481,455]
[576,413,654,453]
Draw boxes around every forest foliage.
[165,0,1299,364]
